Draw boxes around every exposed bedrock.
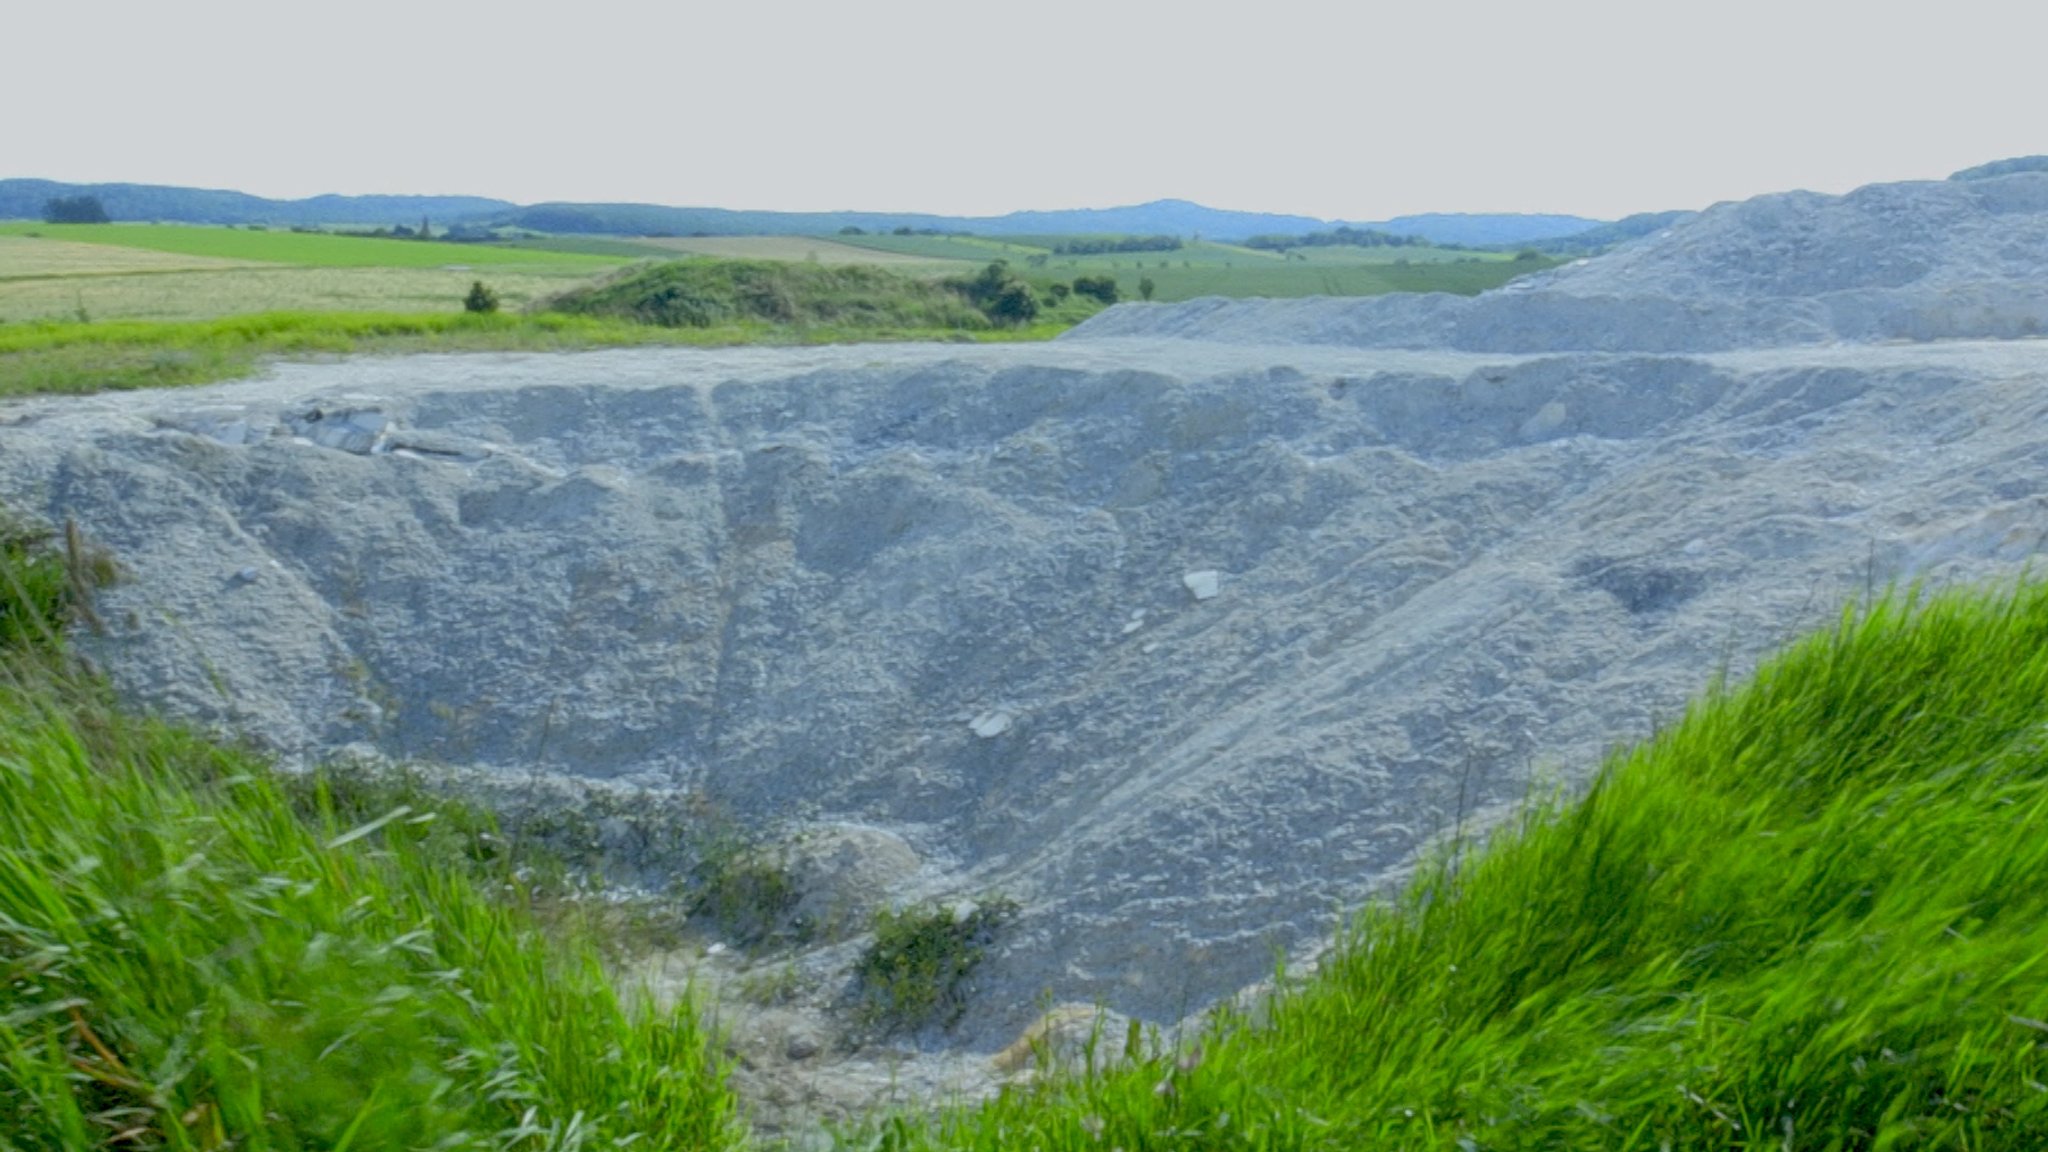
[6,336,2048,1043]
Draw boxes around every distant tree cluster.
[1244,226,1427,252]
[1051,235,1182,256]
[1069,275,1119,305]
[42,195,109,224]
[949,261,1038,326]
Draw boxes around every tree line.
[1243,226,1429,252]
[1051,235,1182,255]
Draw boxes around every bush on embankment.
[544,259,998,331]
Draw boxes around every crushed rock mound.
[1069,171,2048,351]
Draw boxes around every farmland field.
[0,265,609,323]
[0,234,262,278]
[1039,252,1557,302]
[0,221,623,270]
[832,233,1054,262]
[833,233,1558,301]
[630,234,970,270]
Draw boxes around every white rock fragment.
[1519,401,1568,441]
[970,710,1014,738]
[1182,570,1221,601]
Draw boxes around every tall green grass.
[0,532,741,1149]
[908,586,2048,1150]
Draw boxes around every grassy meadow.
[0,221,619,270]
[0,217,1556,399]
[0,234,258,279]
[835,233,1558,301]
[0,223,628,326]
[0,265,612,325]
[632,234,966,269]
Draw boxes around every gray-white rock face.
[6,338,2048,1046]
[8,169,2048,1056]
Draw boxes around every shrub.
[1138,276,1156,301]
[545,260,989,332]
[463,280,501,314]
[853,897,1018,1033]
[690,834,805,946]
[1071,274,1119,305]
[950,262,1040,327]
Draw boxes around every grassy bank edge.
[0,523,744,1149]
[888,584,2048,1151]
[0,310,1075,400]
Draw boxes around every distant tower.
[420,215,431,240]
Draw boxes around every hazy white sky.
[9,0,2045,221]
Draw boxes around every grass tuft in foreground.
[0,532,740,1150]
[904,585,2048,1150]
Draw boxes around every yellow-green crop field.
[0,234,262,278]
[0,225,627,323]
[0,263,610,324]
[0,221,621,269]
[632,234,969,270]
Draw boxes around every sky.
[9,0,2047,222]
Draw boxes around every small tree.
[1071,275,1119,305]
[463,281,500,314]
[1138,276,1156,301]
[42,195,109,224]
[983,280,1039,326]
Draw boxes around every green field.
[0,234,259,278]
[0,219,1555,396]
[634,234,968,269]
[833,232,1057,263]
[0,264,612,324]
[0,221,624,270]
[836,233,1557,301]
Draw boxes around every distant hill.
[486,199,1610,246]
[488,199,1340,243]
[0,179,515,228]
[0,178,1615,246]
[1360,212,1603,247]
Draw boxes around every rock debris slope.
[6,171,2048,1050]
